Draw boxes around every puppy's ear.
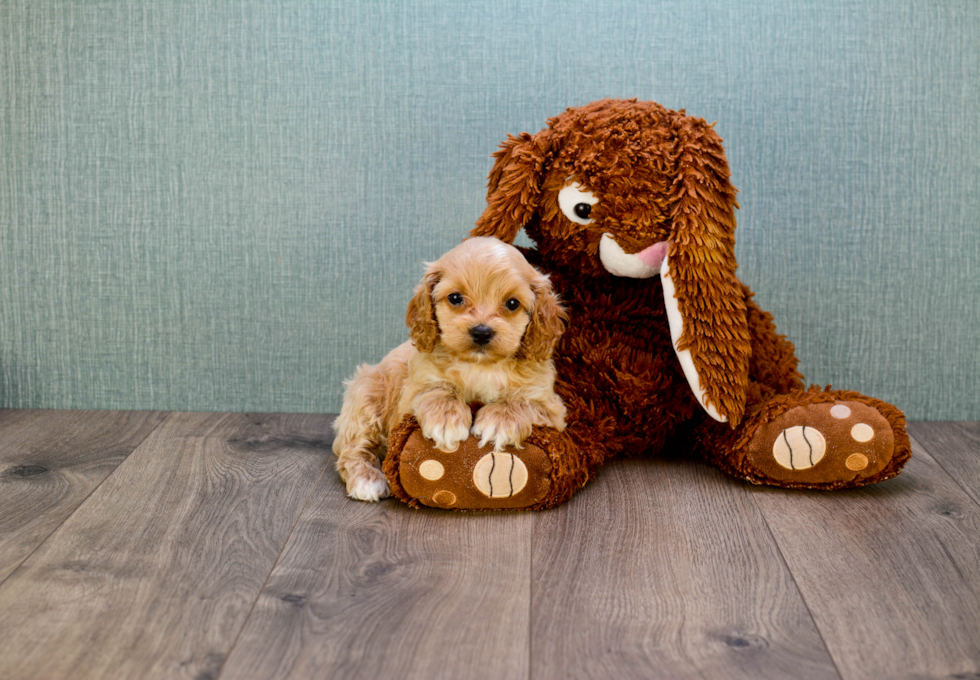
[406,268,440,352]
[471,130,554,243]
[519,273,568,362]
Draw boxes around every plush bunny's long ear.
[471,130,553,243]
[405,268,440,352]
[662,117,751,426]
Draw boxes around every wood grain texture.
[530,456,841,680]
[0,412,333,680]
[1,413,977,680]
[751,438,980,680]
[220,473,532,680]
[0,409,167,583]
[907,421,979,506]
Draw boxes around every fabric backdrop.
[1,0,977,419]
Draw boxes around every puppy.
[333,237,568,501]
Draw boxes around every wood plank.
[219,471,532,680]
[752,437,980,680]
[0,409,168,583]
[907,421,979,506]
[0,412,334,680]
[530,456,841,680]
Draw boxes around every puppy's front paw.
[418,399,472,453]
[346,465,391,502]
[472,402,533,451]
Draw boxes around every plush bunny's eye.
[558,181,598,225]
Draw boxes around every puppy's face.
[406,237,566,362]
[431,247,533,362]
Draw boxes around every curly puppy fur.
[333,237,568,501]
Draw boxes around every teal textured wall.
[1,1,977,419]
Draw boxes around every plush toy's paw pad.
[396,431,552,510]
[746,400,896,488]
[346,466,391,502]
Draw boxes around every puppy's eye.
[447,293,464,306]
[505,298,521,312]
[558,181,598,226]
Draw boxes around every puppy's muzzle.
[469,325,494,346]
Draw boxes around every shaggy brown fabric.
[384,99,911,509]
[383,415,420,507]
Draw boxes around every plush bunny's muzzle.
[598,234,668,279]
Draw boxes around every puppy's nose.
[469,325,494,346]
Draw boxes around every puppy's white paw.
[419,401,472,453]
[425,418,472,453]
[472,403,532,451]
[346,466,391,502]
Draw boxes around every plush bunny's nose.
[469,325,494,345]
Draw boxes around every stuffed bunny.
[383,99,911,510]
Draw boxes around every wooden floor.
[0,411,977,680]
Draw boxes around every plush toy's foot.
[383,416,587,510]
[740,391,911,489]
[396,432,552,510]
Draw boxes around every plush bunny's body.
[384,99,910,510]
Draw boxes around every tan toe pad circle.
[418,459,445,480]
[851,423,875,442]
[432,490,457,506]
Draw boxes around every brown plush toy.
[383,99,911,510]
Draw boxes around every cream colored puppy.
[333,237,568,501]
